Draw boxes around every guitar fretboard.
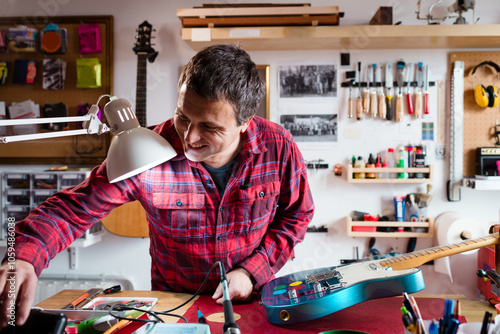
[136,53,148,127]
[380,234,498,270]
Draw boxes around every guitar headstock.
[133,20,158,62]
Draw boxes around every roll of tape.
[434,212,485,282]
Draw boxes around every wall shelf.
[346,217,434,238]
[181,24,500,51]
[462,177,500,190]
[346,165,433,183]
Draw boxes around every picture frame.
[257,65,270,120]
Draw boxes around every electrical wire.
[108,261,225,325]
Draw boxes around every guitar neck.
[380,234,499,270]
[136,53,148,127]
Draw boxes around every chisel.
[364,64,371,114]
[405,62,414,115]
[385,62,394,120]
[370,64,378,117]
[395,60,405,122]
[346,71,355,119]
[424,65,430,114]
[378,64,386,119]
[356,62,363,121]
[415,62,424,118]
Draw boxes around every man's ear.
[241,116,254,133]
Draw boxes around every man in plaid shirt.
[0,44,314,327]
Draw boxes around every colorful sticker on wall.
[422,122,434,141]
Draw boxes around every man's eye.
[204,125,218,131]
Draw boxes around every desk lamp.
[0,95,177,182]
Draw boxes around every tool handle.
[356,97,363,121]
[347,97,354,119]
[370,90,378,117]
[406,91,414,115]
[395,94,403,121]
[378,93,386,119]
[415,90,423,118]
[62,293,89,309]
[363,90,370,113]
[424,91,429,114]
[386,95,393,120]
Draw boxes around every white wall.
[2,0,500,300]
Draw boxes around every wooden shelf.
[181,24,500,51]
[346,217,434,238]
[346,165,433,183]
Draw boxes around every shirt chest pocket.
[230,181,280,235]
[152,192,206,242]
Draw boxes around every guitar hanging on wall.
[262,231,500,325]
[100,21,158,238]
[133,20,158,127]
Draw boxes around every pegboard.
[450,51,500,177]
[0,16,113,165]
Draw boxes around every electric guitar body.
[262,233,500,325]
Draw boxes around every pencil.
[409,296,428,334]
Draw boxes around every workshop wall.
[1,0,500,301]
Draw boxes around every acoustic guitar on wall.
[101,21,158,237]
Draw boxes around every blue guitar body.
[261,260,425,325]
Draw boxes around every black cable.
[107,261,224,325]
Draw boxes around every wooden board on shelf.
[177,5,339,28]
[180,15,339,28]
[346,165,433,183]
[180,24,500,51]
[346,217,434,238]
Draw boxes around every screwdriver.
[346,71,355,119]
[363,65,370,114]
[378,64,386,119]
[424,65,430,115]
[395,60,405,122]
[385,62,394,121]
[405,62,414,115]
[347,84,354,119]
[356,62,363,121]
[370,64,378,118]
[415,62,424,118]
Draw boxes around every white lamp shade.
[106,127,177,183]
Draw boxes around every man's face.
[174,85,252,169]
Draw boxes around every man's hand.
[0,260,38,328]
[212,267,253,305]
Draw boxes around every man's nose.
[184,123,201,143]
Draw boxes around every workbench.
[36,290,496,333]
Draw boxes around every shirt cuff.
[238,251,274,291]
[10,242,48,277]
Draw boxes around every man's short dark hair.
[178,44,265,126]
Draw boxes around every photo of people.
[279,64,337,98]
[280,114,337,142]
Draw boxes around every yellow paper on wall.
[76,58,101,88]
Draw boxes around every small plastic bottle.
[386,148,396,178]
[382,152,389,179]
[375,153,383,178]
[366,153,376,179]
[354,156,365,179]
[397,146,408,179]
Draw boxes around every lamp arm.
[0,104,110,143]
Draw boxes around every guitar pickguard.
[261,260,425,325]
